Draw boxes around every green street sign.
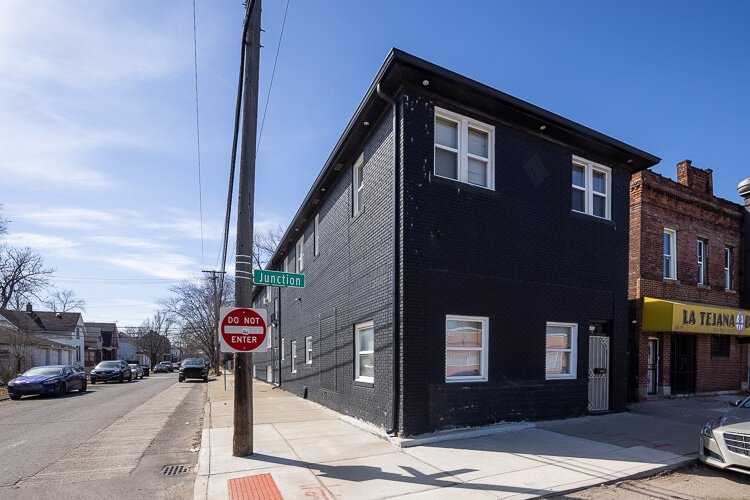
[253,269,305,288]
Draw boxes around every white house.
[0,305,85,368]
[118,335,150,367]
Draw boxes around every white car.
[699,395,750,474]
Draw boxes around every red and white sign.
[219,307,268,353]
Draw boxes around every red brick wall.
[629,163,746,399]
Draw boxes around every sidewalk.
[194,376,695,499]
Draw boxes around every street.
[0,372,207,499]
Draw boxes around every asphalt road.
[0,372,207,499]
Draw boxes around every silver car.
[699,395,750,474]
[128,363,144,380]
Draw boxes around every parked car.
[179,358,209,382]
[90,360,133,384]
[154,361,172,373]
[128,363,144,380]
[699,395,750,474]
[7,365,87,399]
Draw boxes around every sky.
[0,1,748,326]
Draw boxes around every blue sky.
[1,1,748,326]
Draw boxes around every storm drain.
[161,464,191,476]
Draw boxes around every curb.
[539,456,697,499]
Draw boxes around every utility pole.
[234,0,261,457]
[202,269,225,376]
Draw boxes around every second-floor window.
[353,154,364,217]
[725,247,734,290]
[697,239,707,285]
[434,108,494,189]
[296,237,304,272]
[314,213,320,256]
[572,156,611,220]
[664,229,677,279]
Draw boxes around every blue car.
[7,365,87,400]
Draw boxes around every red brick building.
[629,160,748,401]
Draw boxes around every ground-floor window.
[545,322,577,379]
[305,336,313,364]
[445,315,488,382]
[291,340,297,373]
[711,335,730,358]
[281,338,285,360]
[354,321,374,383]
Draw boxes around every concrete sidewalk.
[194,376,695,499]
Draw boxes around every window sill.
[697,284,710,290]
[570,210,615,226]
[353,379,374,388]
[546,376,577,381]
[663,278,679,285]
[725,289,737,294]
[446,377,488,384]
[430,174,498,196]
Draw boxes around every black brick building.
[251,49,659,436]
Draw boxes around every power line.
[257,0,290,146]
[193,0,206,268]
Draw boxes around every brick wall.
[629,163,747,400]
[399,89,633,434]
[251,110,395,428]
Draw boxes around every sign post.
[220,307,268,353]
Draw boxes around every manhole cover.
[161,464,191,476]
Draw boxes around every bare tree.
[0,205,7,238]
[45,289,86,312]
[131,311,175,367]
[253,224,285,270]
[0,327,35,379]
[0,246,55,309]
[159,276,234,373]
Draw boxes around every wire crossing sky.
[0,1,748,325]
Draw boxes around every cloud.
[3,232,79,250]
[20,208,119,229]
[87,236,170,250]
[103,253,197,280]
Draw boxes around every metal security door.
[647,339,659,395]
[588,336,610,411]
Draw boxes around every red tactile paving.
[229,473,283,500]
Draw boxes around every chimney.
[25,302,33,314]
[676,160,713,196]
[739,178,750,309]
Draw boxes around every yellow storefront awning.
[642,297,750,336]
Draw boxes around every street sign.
[219,307,268,353]
[253,269,305,288]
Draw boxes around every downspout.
[376,83,400,436]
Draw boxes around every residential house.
[84,322,119,367]
[117,334,150,367]
[249,49,659,435]
[0,326,74,379]
[0,304,85,368]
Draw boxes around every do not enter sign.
[219,307,268,353]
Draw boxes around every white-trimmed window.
[291,340,297,373]
[353,154,364,217]
[282,257,289,274]
[281,338,285,361]
[434,108,494,189]
[697,239,707,285]
[725,246,734,290]
[545,322,577,379]
[664,229,677,279]
[445,315,488,382]
[264,286,272,304]
[296,237,304,272]
[314,213,320,256]
[305,336,313,364]
[572,156,611,220]
[354,321,374,383]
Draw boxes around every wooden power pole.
[233,0,261,457]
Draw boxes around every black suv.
[179,358,209,382]
[90,360,133,384]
